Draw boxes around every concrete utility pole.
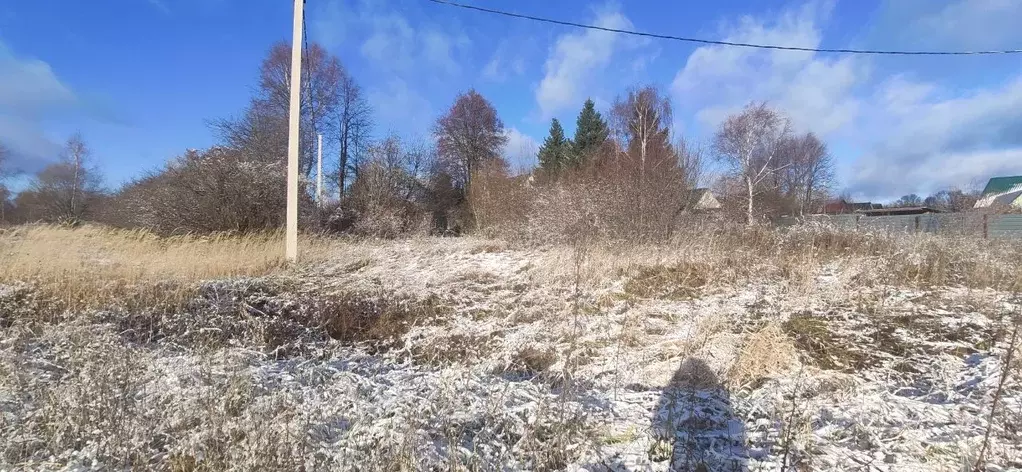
[285,0,304,262]
[316,133,323,206]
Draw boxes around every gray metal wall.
[778,213,1022,239]
[989,215,1022,239]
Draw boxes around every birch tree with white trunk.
[712,102,791,225]
[26,133,104,223]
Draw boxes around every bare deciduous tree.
[347,135,433,236]
[924,188,980,212]
[606,86,692,238]
[337,73,373,196]
[217,41,344,177]
[675,135,706,190]
[354,136,430,202]
[0,143,9,223]
[434,89,508,194]
[777,132,834,215]
[713,102,791,225]
[611,86,675,185]
[24,134,104,224]
[213,101,289,164]
[893,194,923,207]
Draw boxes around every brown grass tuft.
[508,346,559,376]
[730,323,798,387]
[623,262,711,300]
[782,313,871,372]
[320,293,450,350]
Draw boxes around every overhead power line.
[426,0,1022,56]
[302,9,318,137]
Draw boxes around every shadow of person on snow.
[651,358,749,472]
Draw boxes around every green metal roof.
[981,176,1022,196]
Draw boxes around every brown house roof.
[684,188,721,210]
[824,200,882,214]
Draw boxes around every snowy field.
[2,234,1020,471]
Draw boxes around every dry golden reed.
[0,224,330,314]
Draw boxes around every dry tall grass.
[528,222,1022,295]
[0,225,329,316]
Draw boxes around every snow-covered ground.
[2,237,1020,471]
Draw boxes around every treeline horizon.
[0,41,987,235]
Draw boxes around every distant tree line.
[524,94,836,231]
[1,134,105,225]
[0,144,9,222]
[888,190,979,212]
[0,42,504,236]
[0,41,992,236]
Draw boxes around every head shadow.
[651,357,748,472]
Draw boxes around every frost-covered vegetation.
[1,225,1020,471]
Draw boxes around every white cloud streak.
[313,0,470,76]
[482,40,527,83]
[147,0,171,15]
[535,5,641,120]
[849,76,1022,198]
[912,0,1022,49]
[671,0,1022,199]
[672,0,864,136]
[0,41,77,171]
[366,78,433,138]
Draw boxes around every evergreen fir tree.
[537,118,571,176]
[571,98,610,168]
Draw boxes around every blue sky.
[2,0,1021,201]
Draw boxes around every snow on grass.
[1,236,1020,471]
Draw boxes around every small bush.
[101,147,311,235]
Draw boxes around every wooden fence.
[776,213,1022,240]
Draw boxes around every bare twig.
[974,311,1020,471]
[780,364,806,470]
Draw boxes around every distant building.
[974,176,1022,209]
[684,188,722,211]
[823,199,882,215]
[510,172,536,188]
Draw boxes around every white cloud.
[421,29,470,76]
[314,0,469,75]
[0,41,77,171]
[670,0,1022,199]
[481,57,502,82]
[482,40,527,83]
[848,76,1022,198]
[309,0,350,51]
[874,75,937,116]
[359,12,417,70]
[672,0,865,136]
[0,115,61,173]
[535,5,641,120]
[147,0,171,15]
[502,127,539,172]
[849,148,1022,201]
[367,78,433,137]
[912,0,1022,49]
[309,0,475,142]
[0,43,76,118]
